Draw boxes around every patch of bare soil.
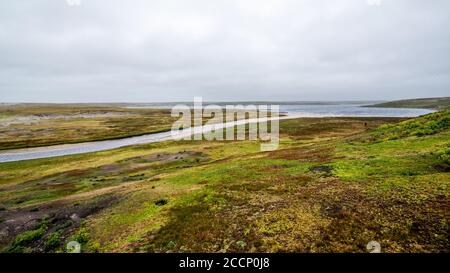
[0,194,120,251]
[309,165,334,177]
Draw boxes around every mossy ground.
[0,112,448,253]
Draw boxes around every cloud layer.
[1,0,449,102]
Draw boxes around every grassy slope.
[367,97,450,110]
[0,113,448,253]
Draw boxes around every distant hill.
[366,97,450,110]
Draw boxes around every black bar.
[0,253,446,272]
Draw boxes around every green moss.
[70,227,89,245]
[44,231,62,252]
[7,220,48,252]
[437,146,450,165]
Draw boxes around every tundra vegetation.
[0,104,272,150]
[0,104,177,150]
[0,109,448,253]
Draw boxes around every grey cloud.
[0,0,449,102]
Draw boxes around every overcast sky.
[0,0,449,102]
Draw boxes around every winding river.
[0,105,434,163]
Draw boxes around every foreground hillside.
[0,112,448,253]
[367,97,450,110]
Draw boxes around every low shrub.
[44,231,62,252]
